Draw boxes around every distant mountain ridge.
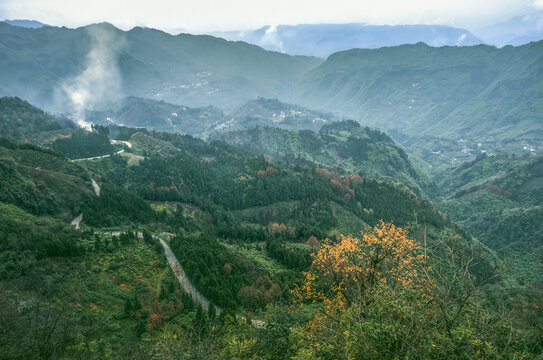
[293,40,543,169]
[214,23,483,57]
[471,10,543,47]
[0,22,321,113]
[2,19,48,28]
[0,21,542,172]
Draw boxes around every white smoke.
[260,25,285,53]
[61,25,125,130]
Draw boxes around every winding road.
[68,147,263,324]
[68,145,221,315]
[156,236,264,325]
[71,149,125,162]
[70,139,131,162]
[157,237,223,316]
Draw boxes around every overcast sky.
[0,0,542,32]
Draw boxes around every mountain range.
[1,20,542,172]
[213,24,484,58]
[0,21,320,112]
[1,16,543,357]
[293,41,543,169]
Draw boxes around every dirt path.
[72,178,99,229]
[91,179,100,196]
[71,214,82,230]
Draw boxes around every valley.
[0,16,542,359]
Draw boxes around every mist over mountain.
[472,10,543,47]
[0,21,321,115]
[214,23,483,58]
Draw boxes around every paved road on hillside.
[71,149,124,162]
[157,237,223,316]
[157,236,264,325]
[71,140,131,162]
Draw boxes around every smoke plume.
[61,25,125,129]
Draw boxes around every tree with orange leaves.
[289,223,525,360]
[294,221,428,308]
[290,221,432,359]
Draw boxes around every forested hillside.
[0,97,119,159]
[435,154,543,284]
[0,97,74,143]
[294,41,543,170]
[3,98,540,358]
[214,120,434,195]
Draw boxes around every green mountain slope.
[0,139,94,219]
[213,120,434,196]
[294,41,543,170]
[0,22,321,111]
[2,99,541,359]
[435,154,543,284]
[0,99,482,309]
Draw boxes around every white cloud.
[534,0,543,9]
[0,0,537,32]
[261,25,285,53]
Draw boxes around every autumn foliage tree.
[289,222,529,360]
[290,221,431,358]
[294,221,428,309]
